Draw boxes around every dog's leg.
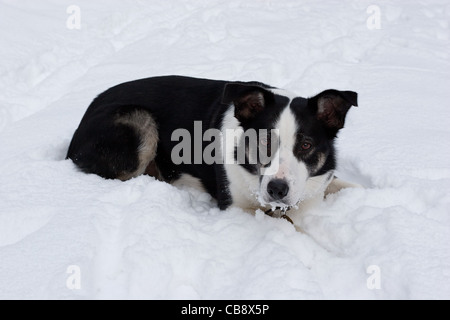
[67,107,159,181]
[325,177,363,195]
[114,109,159,181]
[286,177,362,231]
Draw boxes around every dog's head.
[222,82,358,208]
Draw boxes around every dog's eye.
[301,142,312,150]
[260,138,269,146]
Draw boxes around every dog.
[66,75,358,222]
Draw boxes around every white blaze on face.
[260,107,309,206]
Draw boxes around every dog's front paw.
[325,177,363,195]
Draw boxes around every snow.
[0,0,449,299]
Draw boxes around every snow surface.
[1,0,450,299]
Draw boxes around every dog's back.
[67,76,231,203]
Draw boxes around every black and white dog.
[67,76,358,222]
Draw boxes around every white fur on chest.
[221,107,261,210]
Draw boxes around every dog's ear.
[222,82,274,123]
[310,89,358,134]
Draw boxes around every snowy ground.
[0,0,449,299]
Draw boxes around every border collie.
[66,76,358,223]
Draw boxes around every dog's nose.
[267,179,289,201]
